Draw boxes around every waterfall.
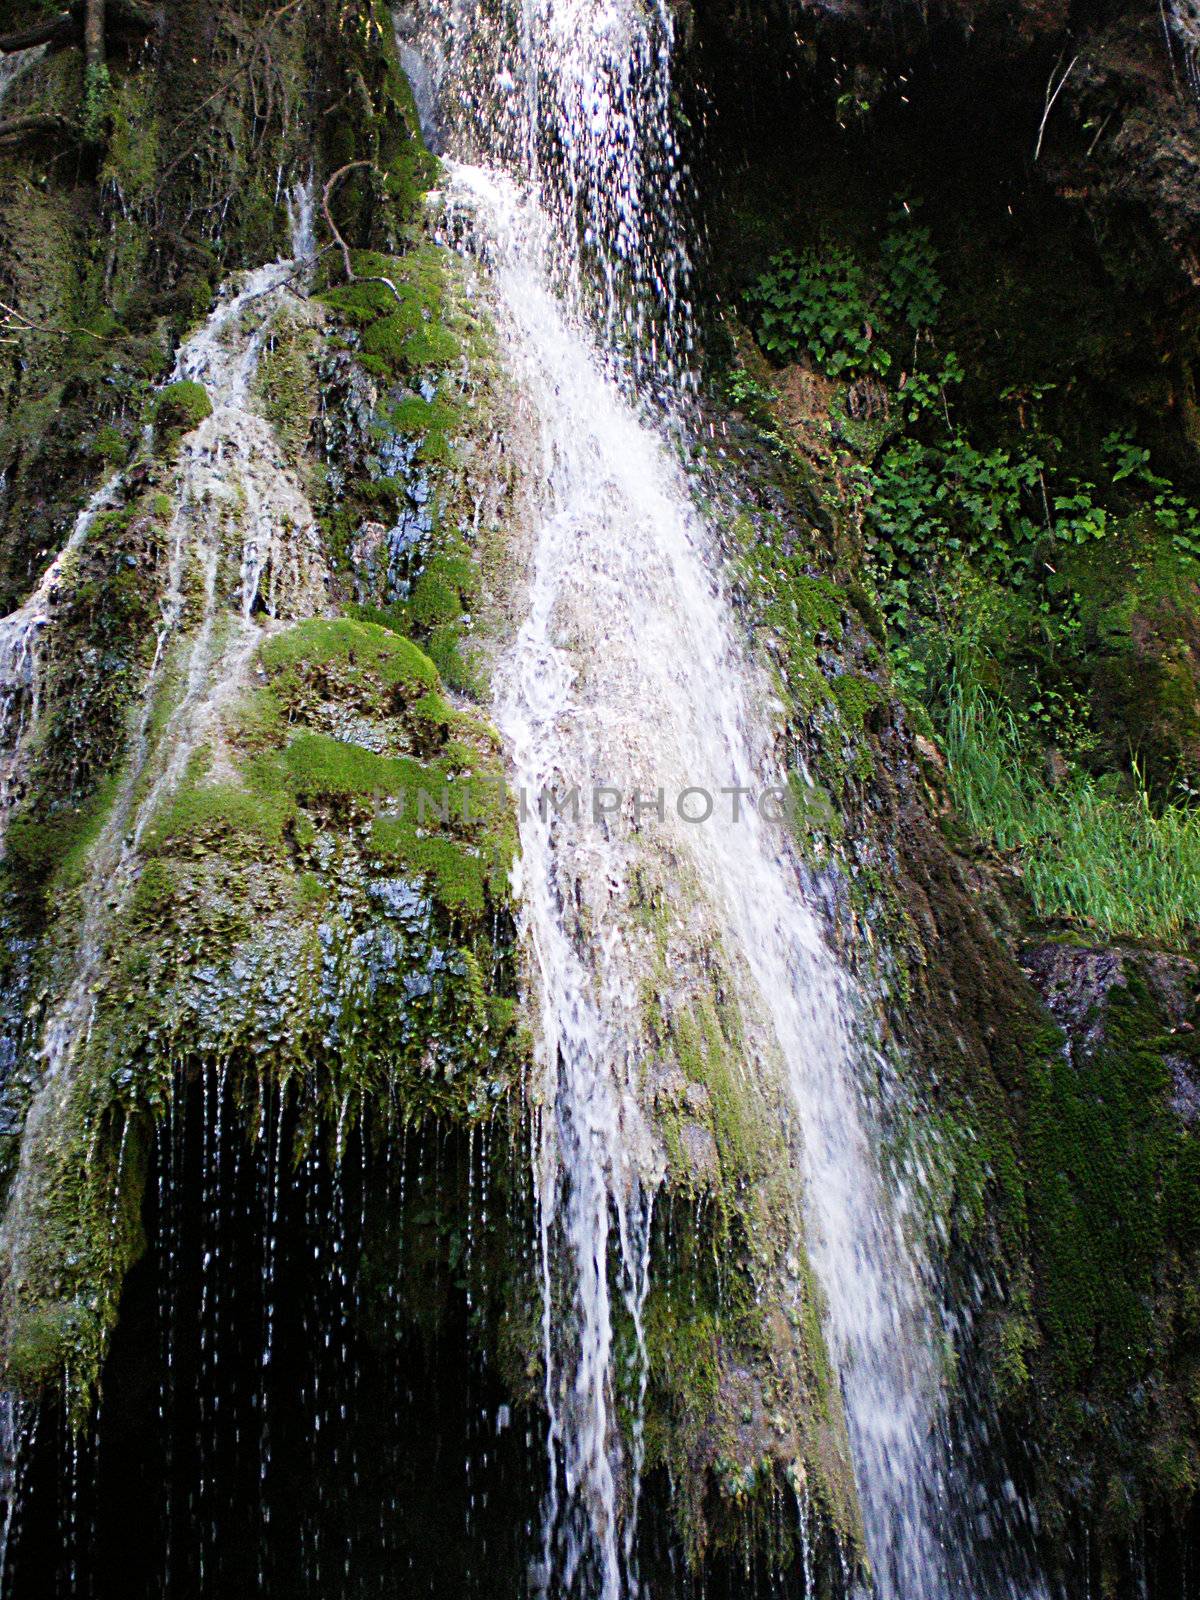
[404,3,1046,1598]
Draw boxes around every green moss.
[407,568,463,627]
[142,612,516,932]
[623,860,863,1562]
[1025,978,1175,1386]
[6,1301,98,1393]
[127,858,177,927]
[297,869,327,908]
[2,1094,151,1422]
[990,966,1200,1555]
[259,616,440,697]
[371,820,492,915]
[362,308,422,360]
[83,60,112,143]
[5,773,122,890]
[283,730,417,799]
[91,424,128,466]
[154,380,213,436]
[101,69,158,205]
[400,322,461,369]
[322,245,463,386]
[254,314,319,458]
[829,671,886,733]
[144,754,296,859]
[732,514,848,717]
[388,392,457,455]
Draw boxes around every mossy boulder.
[153,379,213,438]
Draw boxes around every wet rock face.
[1011,938,1200,1586]
[1023,941,1199,1062]
[1024,943,1200,1140]
[1048,8,1200,284]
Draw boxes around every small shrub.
[746,246,890,377]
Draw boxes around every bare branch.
[0,297,109,339]
[321,161,403,305]
[1034,53,1079,162]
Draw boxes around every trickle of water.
[286,177,318,277]
[0,188,329,1558]
[413,5,1049,1599]
[0,1395,31,1595]
[169,262,326,622]
[394,12,443,153]
[0,474,125,847]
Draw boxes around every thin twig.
[1086,109,1112,157]
[1034,53,1079,162]
[235,242,338,307]
[321,161,403,304]
[0,297,109,339]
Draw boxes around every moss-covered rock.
[153,379,213,437]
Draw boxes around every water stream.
[0,474,125,844]
[0,8,1049,1591]
[405,2,1047,1598]
[0,197,327,1577]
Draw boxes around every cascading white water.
[169,256,325,626]
[0,194,328,1571]
[0,473,124,845]
[0,188,322,852]
[405,4,1046,1598]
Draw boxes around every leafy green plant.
[1104,430,1200,565]
[746,247,890,377]
[879,207,944,334]
[744,208,944,382]
[896,352,963,425]
[835,91,872,128]
[724,367,777,412]
[866,429,1045,622]
[1052,484,1109,545]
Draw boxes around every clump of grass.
[943,681,1200,944]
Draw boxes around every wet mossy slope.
[682,0,1200,1589]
